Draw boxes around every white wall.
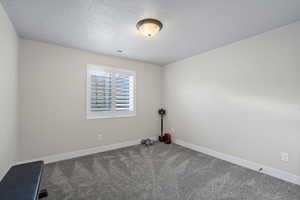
[0,4,19,179]
[19,39,161,161]
[163,22,300,176]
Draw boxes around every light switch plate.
[98,134,103,141]
[280,152,289,162]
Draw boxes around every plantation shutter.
[87,64,136,119]
[115,74,135,112]
[89,71,112,112]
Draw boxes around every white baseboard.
[17,137,299,185]
[174,139,300,186]
[18,136,157,165]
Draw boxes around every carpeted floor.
[41,143,300,200]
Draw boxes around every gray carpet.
[41,143,300,200]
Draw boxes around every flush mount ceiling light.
[136,18,163,37]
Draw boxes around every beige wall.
[19,39,162,161]
[0,4,19,179]
[7,4,300,179]
[163,22,300,176]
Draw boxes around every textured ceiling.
[1,0,300,65]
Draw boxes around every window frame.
[86,64,136,119]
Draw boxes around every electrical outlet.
[280,152,289,162]
[98,134,103,141]
[171,128,175,134]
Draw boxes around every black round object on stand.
[158,108,166,142]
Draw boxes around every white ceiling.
[1,0,300,65]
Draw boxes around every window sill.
[86,113,136,120]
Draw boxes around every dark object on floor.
[141,138,155,146]
[158,108,166,142]
[38,189,48,199]
[158,133,172,144]
[158,135,164,142]
[0,161,48,200]
[163,133,172,144]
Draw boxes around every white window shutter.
[87,64,136,119]
[89,72,112,112]
[115,74,135,112]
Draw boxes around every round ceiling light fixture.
[136,18,163,37]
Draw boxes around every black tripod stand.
[158,108,166,142]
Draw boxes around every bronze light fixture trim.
[136,18,163,37]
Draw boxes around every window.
[87,64,136,119]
